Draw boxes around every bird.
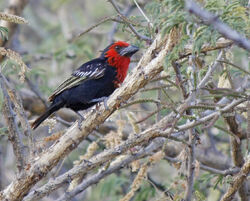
[31,41,139,130]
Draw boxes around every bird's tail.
[31,101,64,130]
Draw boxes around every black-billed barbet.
[31,41,139,129]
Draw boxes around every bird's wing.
[48,59,106,102]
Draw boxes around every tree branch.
[184,129,196,201]
[185,0,250,51]
[225,115,248,200]
[165,156,240,176]
[108,5,135,43]
[69,15,127,42]
[220,156,250,201]
[178,39,233,59]
[108,0,152,43]
[0,72,25,172]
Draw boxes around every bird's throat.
[107,55,130,84]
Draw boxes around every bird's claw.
[76,111,85,130]
[103,98,110,111]
[90,97,110,111]
[78,119,82,130]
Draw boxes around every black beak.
[120,45,139,57]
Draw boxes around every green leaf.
[0,127,8,136]
[0,26,9,41]
[213,175,223,189]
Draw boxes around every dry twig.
[0,72,25,172]
[0,12,28,24]
[108,0,152,43]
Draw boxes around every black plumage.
[31,41,139,129]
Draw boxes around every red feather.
[105,41,131,84]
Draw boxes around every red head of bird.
[102,41,139,83]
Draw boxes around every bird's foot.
[94,103,102,116]
[76,111,85,130]
[78,119,82,130]
[90,97,109,111]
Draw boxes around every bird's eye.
[115,46,121,51]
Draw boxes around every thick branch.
[0,73,25,172]
[184,129,196,201]
[220,157,250,201]
[225,115,247,200]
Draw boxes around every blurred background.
[0,0,249,201]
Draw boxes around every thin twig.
[168,51,223,135]
[133,0,153,27]
[108,0,152,42]
[69,16,125,42]
[200,164,240,176]
[172,61,188,99]
[0,72,25,172]
[135,106,166,124]
[156,87,162,122]
[25,77,48,108]
[10,87,34,156]
[198,51,223,88]
[214,125,240,144]
[147,174,174,200]
[141,84,172,92]
[217,60,250,76]
[178,40,233,59]
[164,156,240,176]
[108,5,135,43]
[119,98,160,109]
[183,57,198,201]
